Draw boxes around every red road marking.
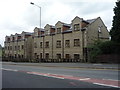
[27,71,120,88]
[2,68,119,88]
[69,82,78,86]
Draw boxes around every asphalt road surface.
[2,63,120,88]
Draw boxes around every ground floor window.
[37,55,39,59]
[74,54,80,60]
[65,54,70,59]
[45,53,49,60]
[21,55,24,58]
[18,54,21,58]
[56,54,61,59]
[34,53,37,59]
[15,54,17,58]
[40,53,42,59]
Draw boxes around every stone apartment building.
[32,16,110,62]
[4,31,33,62]
[4,16,110,62]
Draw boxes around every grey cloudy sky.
[0,0,117,46]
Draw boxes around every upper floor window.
[57,28,61,34]
[21,45,24,49]
[98,27,102,33]
[45,30,50,35]
[56,40,61,48]
[45,41,49,48]
[5,46,7,50]
[18,46,20,50]
[74,24,80,31]
[40,42,43,48]
[15,46,17,50]
[7,46,9,50]
[65,40,70,48]
[74,39,80,47]
[34,43,37,48]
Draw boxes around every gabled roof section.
[51,25,55,28]
[86,17,98,24]
[55,21,64,26]
[34,27,45,32]
[39,28,45,32]
[71,16,83,22]
[45,24,55,29]
[63,23,71,27]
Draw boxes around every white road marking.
[93,83,120,88]
[47,73,73,77]
[27,72,64,79]
[93,64,102,65]
[1,68,18,72]
[47,76,64,79]
[102,79,120,81]
[79,78,90,80]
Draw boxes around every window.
[37,55,39,59]
[10,46,12,50]
[8,46,9,50]
[34,42,37,48]
[21,55,24,58]
[15,54,17,58]
[18,46,20,50]
[40,53,42,59]
[65,40,70,48]
[5,46,6,50]
[45,42,49,48]
[57,28,61,34]
[74,39,80,47]
[65,54,70,59]
[98,26,102,33]
[45,30,50,35]
[56,40,61,48]
[74,24,80,31]
[74,54,80,60]
[57,54,61,59]
[34,53,37,59]
[40,42,43,48]
[15,46,17,50]
[21,45,24,49]
[45,53,49,59]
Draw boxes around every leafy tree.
[110,1,120,43]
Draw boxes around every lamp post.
[30,2,41,29]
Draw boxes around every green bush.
[98,41,120,54]
[88,40,120,63]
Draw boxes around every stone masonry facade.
[4,16,110,62]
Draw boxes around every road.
[2,62,120,88]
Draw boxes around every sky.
[0,0,117,46]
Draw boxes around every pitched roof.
[86,18,97,24]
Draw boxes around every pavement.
[2,61,120,70]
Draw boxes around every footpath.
[2,61,120,70]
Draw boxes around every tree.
[110,0,120,43]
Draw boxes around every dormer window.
[45,30,49,35]
[74,24,80,31]
[98,27,102,33]
[57,28,61,34]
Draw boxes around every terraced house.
[4,16,110,62]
